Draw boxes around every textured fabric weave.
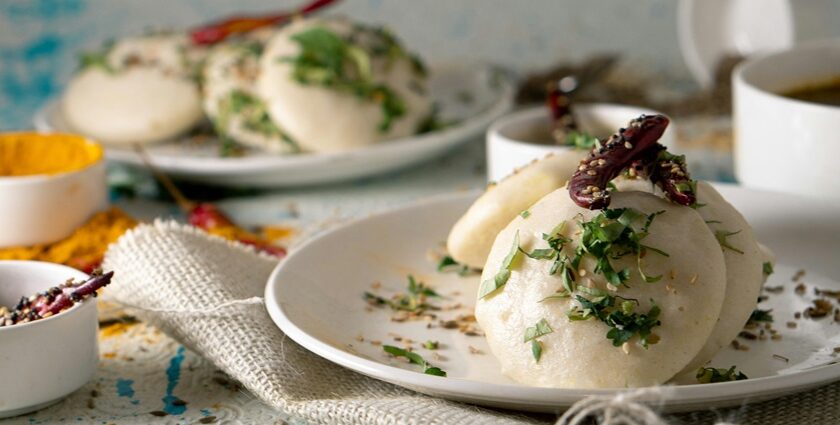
[102,221,839,425]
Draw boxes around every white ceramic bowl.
[0,133,107,248]
[733,40,840,200]
[486,104,675,182]
[0,261,99,418]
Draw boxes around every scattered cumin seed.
[739,331,758,340]
[795,283,807,295]
[199,416,218,424]
[786,321,797,329]
[773,354,790,363]
[150,411,168,417]
[763,285,784,294]
[804,299,833,318]
[468,346,484,355]
[792,269,806,281]
[771,334,782,341]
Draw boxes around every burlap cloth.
[102,221,840,425]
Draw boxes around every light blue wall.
[1,0,838,129]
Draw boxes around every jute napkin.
[102,221,840,425]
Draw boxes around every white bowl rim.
[0,260,93,332]
[486,103,670,148]
[733,38,840,112]
[0,132,105,187]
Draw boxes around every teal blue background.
[1,0,839,130]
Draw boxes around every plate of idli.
[35,17,514,187]
[265,183,840,413]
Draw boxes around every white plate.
[678,0,794,88]
[265,185,840,413]
[34,64,513,188]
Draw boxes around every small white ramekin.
[0,261,99,418]
[733,40,840,200]
[0,133,107,248]
[486,103,675,182]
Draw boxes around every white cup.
[486,103,675,182]
[733,40,840,199]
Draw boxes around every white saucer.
[265,184,840,413]
[34,63,513,188]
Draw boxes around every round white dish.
[678,0,794,88]
[0,261,99,418]
[733,39,840,200]
[35,63,513,188]
[0,134,107,248]
[485,104,675,182]
[266,184,840,413]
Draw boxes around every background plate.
[34,63,513,188]
[265,185,840,413]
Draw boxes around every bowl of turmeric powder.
[0,133,107,248]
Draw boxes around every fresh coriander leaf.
[763,262,774,275]
[407,274,439,298]
[383,345,447,377]
[478,231,520,299]
[518,247,557,260]
[436,255,476,276]
[715,229,744,254]
[423,340,439,350]
[565,131,601,150]
[520,210,531,219]
[523,318,554,342]
[577,208,668,287]
[539,291,571,302]
[383,345,425,365]
[568,294,661,348]
[696,366,748,383]
[79,51,115,73]
[283,26,411,132]
[748,309,773,323]
[531,340,543,362]
[423,366,447,377]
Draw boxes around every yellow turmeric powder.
[0,207,137,271]
[0,132,102,177]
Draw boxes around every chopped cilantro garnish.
[523,318,554,342]
[79,51,115,73]
[715,229,744,254]
[564,131,601,150]
[763,262,774,275]
[578,208,668,286]
[748,309,773,324]
[383,345,446,376]
[363,275,439,312]
[520,210,531,219]
[478,231,520,299]
[524,318,554,362]
[422,340,439,350]
[215,89,298,154]
[568,293,662,347]
[531,340,543,362]
[436,255,476,276]
[696,366,748,383]
[282,26,414,132]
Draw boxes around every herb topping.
[383,345,446,376]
